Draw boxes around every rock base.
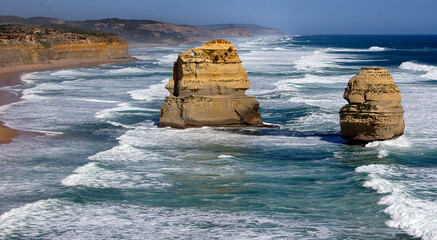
[340,109,405,142]
[158,96,266,128]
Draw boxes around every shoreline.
[0,57,135,144]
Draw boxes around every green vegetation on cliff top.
[0,16,284,44]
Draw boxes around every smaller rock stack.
[158,39,265,128]
[339,68,405,142]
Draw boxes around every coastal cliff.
[76,19,253,44]
[158,39,265,128]
[0,16,284,45]
[200,24,285,36]
[339,68,405,142]
[0,25,130,67]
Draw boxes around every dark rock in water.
[158,39,266,128]
[339,68,405,142]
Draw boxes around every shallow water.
[0,35,436,239]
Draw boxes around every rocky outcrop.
[158,39,265,128]
[339,68,405,142]
[0,25,130,67]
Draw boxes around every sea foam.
[365,136,411,159]
[104,67,150,75]
[0,199,320,239]
[365,136,411,149]
[61,162,168,189]
[128,78,169,101]
[368,46,387,51]
[94,102,149,119]
[399,61,437,80]
[356,164,437,240]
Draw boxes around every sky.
[1,0,437,34]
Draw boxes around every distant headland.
[0,16,285,46]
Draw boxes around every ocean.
[1,35,437,239]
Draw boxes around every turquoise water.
[1,35,436,239]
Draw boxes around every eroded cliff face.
[74,19,254,45]
[0,25,130,67]
[158,39,265,128]
[339,68,405,142]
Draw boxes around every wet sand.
[0,57,135,143]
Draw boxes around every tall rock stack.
[339,68,405,142]
[158,39,265,128]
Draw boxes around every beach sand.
[0,57,135,144]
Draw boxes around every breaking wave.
[356,164,437,240]
[399,61,437,80]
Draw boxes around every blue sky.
[1,0,436,34]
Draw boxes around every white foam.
[368,46,387,51]
[61,162,111,188]
[272,79,300,91]
[399,61,437,80]
[128,78,169,101]
[294,50,334,72]
[364,136,411,159]
[218,155,233,159]
[106,121,135,129]
[0,199,63,238]
[377,149,389,158]
[365,136,411,148]
[286,112,340,133]
[21,88,49,100]
[400,61,436,72]
[35,130,64,136]
[291,74,351,84]
[356,164,437,240]
[104,67,149,75]
[273,47,287,51]
[61,162,170,189]
[288,96,326,105]
[21,81,86,101]
[73,98,121,103]
[248,74,350,97]
[50,69,95,78]
[88,143,152,162]
[21,73,37,84]
[94,102,147,119]
[326,47,388,52]
[50,69,80,76]
[0,199,326,239]
[158,53,178,65]
[293,48,368,72]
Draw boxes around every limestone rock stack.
[158,39,265,128]
[339,68,405,142]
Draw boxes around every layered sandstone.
[158,39,265,128]
[339,68,405,142]
[0,25,130,68]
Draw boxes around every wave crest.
[368,46,387,51]
[356,164,437,240]
[399,61,437,80]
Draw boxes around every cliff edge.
[339,68,405,142]
[158,39,266,128]
[1,16,285,45]
[0,25,130,68]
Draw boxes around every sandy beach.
[0,57,134,144]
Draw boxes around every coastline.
[0,57,135,144]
